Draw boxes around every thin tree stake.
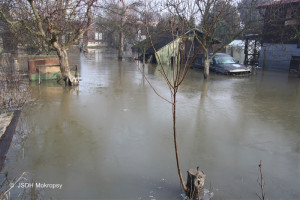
[256,160,265,200]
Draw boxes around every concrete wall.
[226,45,245,64]
[258,43,300,71]
[225,40,245,64]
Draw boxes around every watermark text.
[17,182,62,190]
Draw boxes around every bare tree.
[0,0,98,86]
[167,0,256,79]
[141,2,202,195]
[238,0,272,35]
[0,3,19,58]
[98,0,142,60]
[143,20,188,193]
[137,0,256,198]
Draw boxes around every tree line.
[0,0,277,85]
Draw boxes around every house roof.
[257,0,299,8]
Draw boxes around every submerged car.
[193,53,252,75]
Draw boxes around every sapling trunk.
[172,91,188,192]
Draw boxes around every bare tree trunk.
[142,46,146,65]
[204,59,210,79]
[186,168,206,200]
[203,45,210,79]
[118,30,124,60]
[55,44,78,86]
[173,91,188,192]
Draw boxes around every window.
[95,32,103,41]
[214,56,237,64]
[285,7,300,26]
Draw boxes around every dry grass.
[0,172,29,200]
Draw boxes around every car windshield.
[214,56,237,64]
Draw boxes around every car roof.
[197,53,232,56]
[209,53,231,57]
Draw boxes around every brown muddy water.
[1,48,299,199]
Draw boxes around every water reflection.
[2,49,299,199]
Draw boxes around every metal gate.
[244,34,261,65]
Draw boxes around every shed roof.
[228,40,244,47]
[132,28,221,54]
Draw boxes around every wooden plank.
[37,66,61,74]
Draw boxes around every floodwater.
[1,49,300,199]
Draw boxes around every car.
[192,53,252,75]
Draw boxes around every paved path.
[0,110,21,171]
[0,112,14,140]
